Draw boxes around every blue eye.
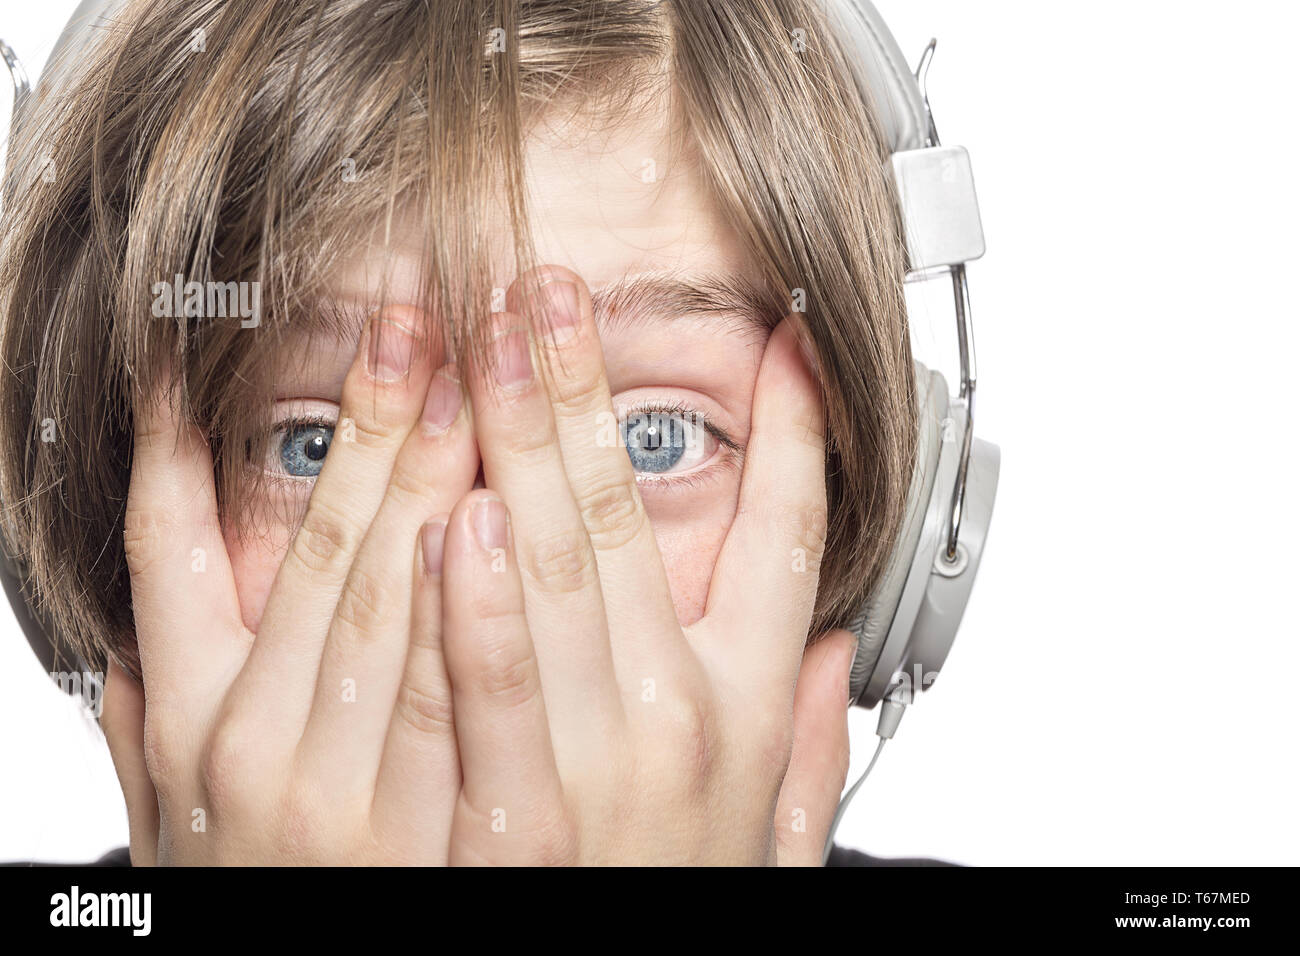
[278,422,333,477]
[621,409,716,476]
[623,411,684,473]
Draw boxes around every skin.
[99,96,858,865]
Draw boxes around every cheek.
[646,488,742,627]
[223,518,294,633]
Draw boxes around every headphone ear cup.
[847,361,946,704]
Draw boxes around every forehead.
[269,92,778,400]
[319,88,759,317]
[518,88,755,289]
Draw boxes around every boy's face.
[223,98,774,634]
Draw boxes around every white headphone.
[811,0,1000,858]
[819,0,999,715]
[3,0,999,855]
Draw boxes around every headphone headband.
[14,1,944,150]
[819,0,929,153]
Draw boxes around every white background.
[2,0,1297,864]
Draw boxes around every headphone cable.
[821,698,907,865]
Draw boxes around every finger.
[124,375,246,735]
[773,629,855,867]
[441,490,569,865]
[226,308,437,740]
[464,302,622,749]
[368,516,462,854]
[514,267,681,674]
[101,659,160,866]
[695,317,826,694]
[299,363,477,800]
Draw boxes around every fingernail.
[492,327,533,389]
[540,280,580,345]
[422,517,448,576]
[472,496,508,552]
[367,317,418,382]
[422,365,462,434]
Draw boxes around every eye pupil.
[623,412,686,474]
[279,423,334,477]
[305,434,328,461]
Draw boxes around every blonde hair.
[0,0,915,680]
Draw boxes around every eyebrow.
[308,269,782,346]
[588,270,781,340]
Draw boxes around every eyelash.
[278,413,335,431]
[267,401,741,489]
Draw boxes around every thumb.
[773,628,856,866]
[101,658,160,865]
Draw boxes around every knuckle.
[133,416,173,450]
[394,682,456,739]
[497,414,560,463]
[473,640,539,712]
[199,721,250,808]
[333,567,390,639]
[408,613,444,654]
[385,464,436,510]
[272,783,329,861]
[122,511,165,576]
[454,799,578,866]
[797,500,829,555]
[522,528,595,595]
[291,501,358,576]
[549,362,606,417]
[465,570,524,621]
[526,808,579,866]
[124,506,222,577]
[467,586,524,627]
[342,404,401,450]
[759,404,826,456]
[656,692,719,784]
[140,714,182,799]
[755,499,827,561]
[575,476,645,550]
[793,412,827,454]
[750,710,796,778]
